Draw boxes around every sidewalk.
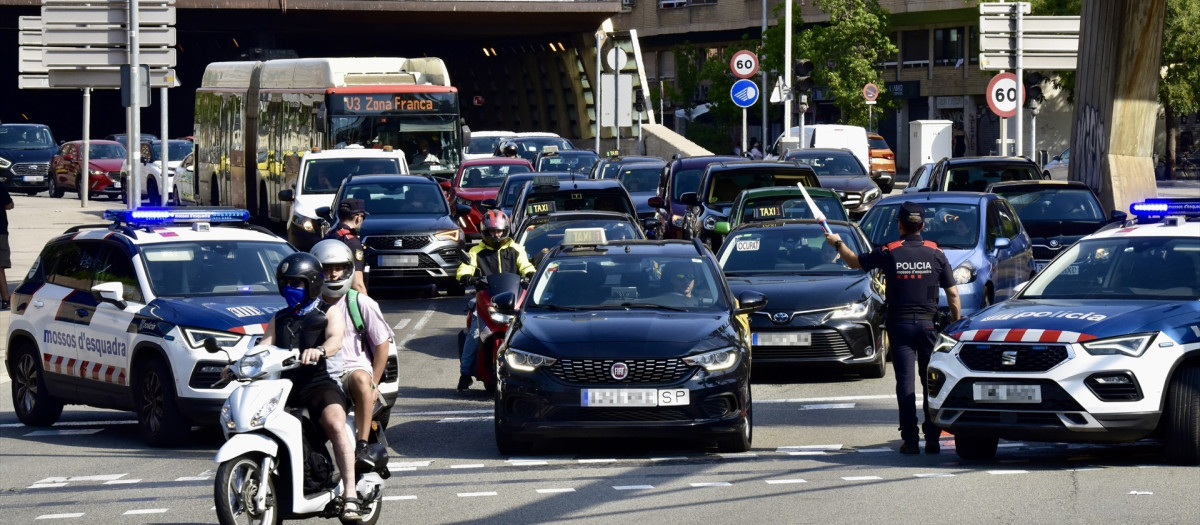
[1,194,114,381]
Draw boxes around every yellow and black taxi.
[716,218,888,377]
[492,230,766,454]
[507,174,640,236]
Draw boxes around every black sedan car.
[717,220,888,377]
[680,160,821,252]
[782,148,883,220]
[494,237,766,454]
[986,180,1127,272]
[514,210,645,265]
[331,174,469,294]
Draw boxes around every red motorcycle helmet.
[481,209,510,248]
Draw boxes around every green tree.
[1159,0,1200,171]
[664,44,705,122]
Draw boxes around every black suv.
[0,123,58,195]
[680,160,821,251]
[329,174,469,294]
[908,156,1044,193]
[651,155,744,240]
[986,180,1127,272]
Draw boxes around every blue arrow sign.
[731,79,759,108]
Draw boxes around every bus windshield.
[330,115,462,179]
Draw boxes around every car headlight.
[0,157,11,169]
[435,229,461,242]
[89,169,106,177]
[181,327,242,349]
[933,332,959,353]
[863,188,880,202]
[953,261,977,284]
[456,197,475,208]
[290,211,320,233]
[220,401,234,430]
[683,347,739,371]
[702,215,718,230]
[250,388,285,428]
[1081,333,1154,357]
[236,350,267,379]
[504,348,557,372]
[488,306,513,325]
[830,301,870,319]
[671,215,685,227]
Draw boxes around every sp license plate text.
[581,388,690,407]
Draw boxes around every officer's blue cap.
[900,201,925,224]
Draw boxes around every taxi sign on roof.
[533,174,561,188]
[542,145,560,154]
[562,227,607,246]
[526,201,557,215]
[752,206,783,220]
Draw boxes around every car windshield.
[146,141,193,162]
[513,138,574,161]
[860,202,981,250]
[737,194,848,223]
[944,163,1039,191]
[1022,237,1200,300]
[538,152,599,173]
[868,136,889,150]
[345,182,449,214]
[719,223,862,275]
[706,170,815,204]
[468,135,511,154]
[784,152,867,176]
[994,188,1105,222]
[304,158,403,194]
[671,168,704,200]
[529,254,727,310]
[0,127,55,149]
[518,219,642,259]
[141,241,293,297]
[617,167,660,194]
[460,163,529,189]
[88,143,127,159]
[523,188,635,217]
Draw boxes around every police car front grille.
[550,359,691,385]
[547,407,692,422]
[363,235,431,250]
[383,355,398,383]
[12,163,49,176]
[751,330,852,360]
[1032,245,1063,260]
[189,360,230,390]
[959,344,1068,372]
[953,411,1065,426]
[941,378,1084,411]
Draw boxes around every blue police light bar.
[1129,199,1200,219]
[104,208,252,225]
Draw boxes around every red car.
[48,140,127,199]
[440,157,533,241]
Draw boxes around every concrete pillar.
[1069,0,1166,214]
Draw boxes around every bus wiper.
[619,302,686,312]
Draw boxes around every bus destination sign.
[331,93,456,115]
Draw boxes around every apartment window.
[882,32,899,69]
[689,0,718,5]
[659,0,686,7]
[934,27,965,66]
[901,29,929,68]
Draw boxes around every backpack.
[346,289,373,361]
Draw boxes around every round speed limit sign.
[986,72,1024,118]
[730,50,759,79]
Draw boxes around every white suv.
[928,201,1200,464]
[279,145,408,252]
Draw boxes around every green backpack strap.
[346,289,373,361]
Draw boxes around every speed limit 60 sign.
[986,72,1024,118]
[730,50,759,79]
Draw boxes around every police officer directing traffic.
[325,198,369,295]
[824,201,961,454]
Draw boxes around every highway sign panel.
[49,67,178,89]
[978,1,1030,15]
[42,46,176,68]
[979,51,1077,71]
[980,33,1079,53]
[730,50,759,79]
[979,15,1080,34]
[19,46,48,74]
[42,3,175,26]
[731,79,759,108]
[862,83,879,102]
[42,25,176,46]
[986,72,1023,117]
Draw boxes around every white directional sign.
[49,68,178,89]
[42,47,176,68]
[42,25,176,47]
[979,15,1080,34]
[42,3,175,25]
[980,33,1079,53]
[978,1,1030,15]
[980,52,1077,71]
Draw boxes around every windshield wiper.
[533,304,578,311]
[618,302,687,312]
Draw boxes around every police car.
[928,200,1200,464]
[4,209,396,446]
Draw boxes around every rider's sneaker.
[457,374,473,392]
[354,440,375,473]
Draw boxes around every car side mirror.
[202,337,223,354]
[493,291,518,315]
[455,204,472,219]
[279,189,295,202]
[642,218,661,232]
[916,187,931,193]
[439,180,452,190]
[734,290,767,315]
[1052,155,1061,161]
[1014,281,1030,295]
[714,222,730,235]
[480,198,498,210]
[680,192,699,206]
[648,196,665,208]
[1042,172,1051,180]
[316,206,333,222]
[1109,210,1127,223]
[91,282,127,310]
[993,237,1011,251]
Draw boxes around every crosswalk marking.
[35,512,85,520]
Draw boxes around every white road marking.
[123,509,168,515]
[105,479,141,485]
[26,429,103,437]
[987,470,1029,475]
[389,460,433,468]
[457,491,497,497]
[29,483,68,489]
[1128,491,1153,495]
[396,409,491,417]
[536,488,576,494]
[716,452,758,458]
[578,458,617,464]
[649,456,688,461]
[914,473,956,478]
[450,464,485,469]
[175,476,211,481]
[765,479,807,484]
[613,485,653,490]
[798,403,857,410]
[37,474,127,483]
[777,444,842,453]
[507,460,548,466]
[756,394,894,404]
[842,476,883,481]
[35,513,84,519]
[393,318,411,331]
[690,482,732,487]
[437,417,493,423]
[383,495,417,501]
[398,308,436,351]
[0,420,135,428]
[997,443,1026,448]
[856,448,893,453]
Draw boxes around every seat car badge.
[611,362,629,380]
[772,312,791,324]
[1001,350,1018,366]
[393,239,403,247]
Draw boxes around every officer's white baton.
[795,182,833,235]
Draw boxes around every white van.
[770,124,871,172]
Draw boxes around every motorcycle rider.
[311,240,394,473]
[454,209,535,392]
[499,141,520,158]
[256,252,363,521]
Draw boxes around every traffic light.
[1024,72,1044,109]
[794,58,814,92]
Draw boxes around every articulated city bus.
[193,57,462,223]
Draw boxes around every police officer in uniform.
[325,198,369,295]
[824,201,961,454]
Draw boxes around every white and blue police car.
[928,199,1200,464]
[6,209,295,446]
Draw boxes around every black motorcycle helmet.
[275,252,325,304]
[500,141,519,158]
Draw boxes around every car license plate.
[23,175,44,182]
[1035,261,1048,272]
[752,332,812,346]
[973,383,1042,403]
[379,255,419,267]
[581,388,690,407]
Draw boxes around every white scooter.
[208,341,388,525]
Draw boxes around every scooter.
[458,272,525,393]
[207,340,389,525]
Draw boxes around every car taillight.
[885,154,894,160]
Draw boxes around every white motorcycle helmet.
[310,239,355,299]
